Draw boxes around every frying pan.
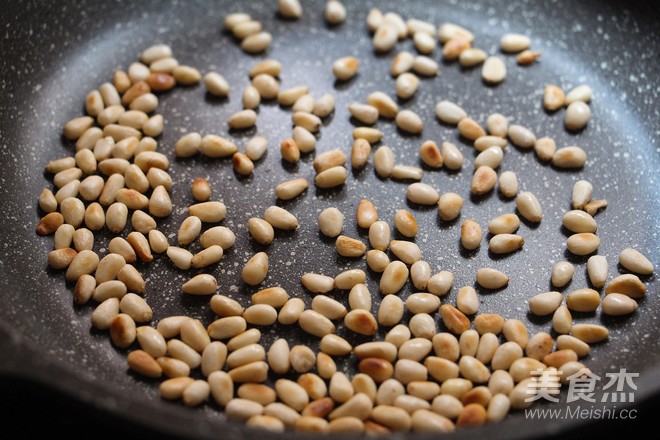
[0,0,658,438]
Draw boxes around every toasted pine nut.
[471,166,497,195]
[247,217,275,245]
[390,51,414,76]
[396,73,420,99]
[110,313,137,348]
[474,146,503,169]
[373,25,398,52]
[137,326,167,358]
[353,127,383,143]
[336,235,366,257]
[208,316,247,340]
[566,288,601,312]
[367,91,398,118]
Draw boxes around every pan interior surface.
[0,0,658,438]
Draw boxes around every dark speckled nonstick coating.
[0,0,658,438]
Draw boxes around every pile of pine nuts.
[36,1,655,434]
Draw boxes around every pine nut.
[529,291,563,316]
[226,344,266,370]
[571,324,609,343]
[208,371,234,406]
[348,138,371,170]
[571,179,593,209]
[200,226,235,250]
[442,38,470,60]
[584,255,607,288]
[459,330,480,357]
[54,167,82,188]
[378,295,404,327]
[508,124,536,149]
[549,305,572,335]
[395,110,423,133]
[335,271,365,294]
[619,248,654,275]
[290,345,316,373]
[565,84,593,105]
[474,314,504,336]
[489,234,524,254]
[456,286,479,315]
[91,298,119,330]
[476,268,509,290]
[118,293,151,322]
[605,274,646,298]
[313,93,336,118]
[312,150,345,174]
[390,240,421,265]
[182,274,217,295]
[368,221,390,250]
[562,209,597,233]
[501,319,528,349]
[315,166,347,188]
[136,326,167,358]
[76,127,104,151]
[348,104,379,127]
[471,166,497,195]
[333,235,364,257]
[438,22,474,43]
[263,205,298,230]
[73,274,96,304]
[524,332,555,361]
[566,233,600,255]
[110,313,137,348]
[564,102,591,131]
[474,136,507,152]
[408,261,431,291]
[345,284,370,311]
[602,293,638,316]
[411,55,439,76]
[92,280,127,302]
[373,25,398,52]
[372,145,395,178]
[251,287,289,309]
[516,191,542,222]
[459,48,487,67]
[396,73,420,100]
[298,310,335,337]
[313,295,347,320]
[486,213,519,235]
[316,207,343,237]
[406,182,439,205]
[457,117,484,140]
[293,111,322,132]
[227,330,261,352]
[427,271,454,296]
[367,91,398,118]
[474,146,503,169]
[543,85,565,111]
[200,135,237,158]
[552,146,587,168]
[439,304,470,335]
[435,101,467,125]
[500,33,531,52]
[84,203,105,230]
[482,56,506,84]
[108,237,136,263]
[65,249,99,282]
[378,260,408,295]
[345,309,378,336]
[300,273,335,293]
[292,94,314,113]
[127,349,162,378]
[365,249,388,273]
[488,369,514,395]
[460,219,482,250]
[60,197,85,227]
[332,56,359,81]
[353,126,383,143]
[226,398,264,421]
